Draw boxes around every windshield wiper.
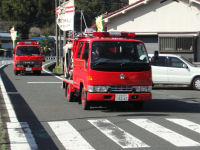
[92,61,109,66]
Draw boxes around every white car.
[149,54,200,90]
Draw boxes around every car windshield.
[16,46,40,56]
[91,41,150,72]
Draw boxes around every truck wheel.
[34,71,41,75]
[14,70,19,75]
[81,89,90,110]
[133,101,144,111]
[192,77,200,90]
[66,85,74,102]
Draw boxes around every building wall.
[135,35,158,54]
[107,0,200,33]
[106,0,200,61]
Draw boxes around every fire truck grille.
[17,61,40,67]
[109,86,133,93]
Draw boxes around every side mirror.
[12,51,15,54]
[183,64,188,69]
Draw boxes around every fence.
[0,56,56,67]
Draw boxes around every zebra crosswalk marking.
[128,119,200,147]
[167,118,200,134]
[88,119,149,149]
[48,121,95,150]
[7,122,38,150]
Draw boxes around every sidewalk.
[0,88,10,150]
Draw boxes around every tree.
[0,0,55,39]
[0,0,128,38]
[75,0,128,30]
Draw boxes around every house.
[0,22,13,57]
[103,0,200,62]
[0,32,13,57]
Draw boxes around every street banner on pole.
[10,27,17,49]
[56,0,75,31]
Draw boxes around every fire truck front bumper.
[15,67,42,71]
[86,93,152,102]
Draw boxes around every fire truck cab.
[13,41,45,75]
[63,32,152,110]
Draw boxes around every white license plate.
[26,68,32,71]
[115,94,128,101]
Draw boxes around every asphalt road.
[1,63,200,150]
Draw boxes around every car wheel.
[192,77,200,90]
[81,89,90,110]
[66,84,74,102]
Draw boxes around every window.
[159,36,194,52]
[169,57,184,68]
[77,42,83,58]
[82,42,89,61]
[151,56,168,67]
[16,46,40,56]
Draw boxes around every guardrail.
[0,57,13,66]
[45,56,56,60]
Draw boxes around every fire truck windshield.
[16,46,40,56]
[91,41,150,72]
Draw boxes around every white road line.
[128,119,200,147]
[0,69,38,150]
[27,82,62,84]
[7,122,38,150]
[42,61,63,81]
[167,118,200,134]
[88,119,149,149]
[0,76,18,122]
[48,121,95,150]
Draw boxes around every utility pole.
[63,0,66,73]
[80,10,83,33]
[58,0,61,66]
[55,0,59,66]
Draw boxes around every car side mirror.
[183,64,188,69]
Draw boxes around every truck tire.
[34,71,41,75]
[192,77,200,90]
[81,89,90,110]
[133,101,144,111]
[14,70,19,75]
[66,84,74,102]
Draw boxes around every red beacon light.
[31,42,38,45]
[17,42,25,45]
[121,32,136,38]
[92,31,136,38]
[17,41,38,45]
[93,32,109,37]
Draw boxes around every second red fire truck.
[13,41,45,75]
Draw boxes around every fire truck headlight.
[147,86,152,92]
[140,86,152,93]
[16,61,23,67]
[133,86,141,93]
[88,85,109,93]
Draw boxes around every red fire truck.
[63,32,152,110]
[13,41,45,75]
